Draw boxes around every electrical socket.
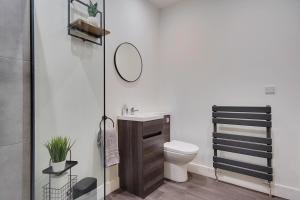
[265,86,276,95]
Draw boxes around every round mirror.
[114,42,143,82]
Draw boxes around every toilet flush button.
[166,117,170,123]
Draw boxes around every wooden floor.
[107,174,285,200]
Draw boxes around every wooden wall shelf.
[70,19,110,38]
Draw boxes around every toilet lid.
[164,140,199,155]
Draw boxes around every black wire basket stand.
[42,150,78,200]
[42,175,77,200]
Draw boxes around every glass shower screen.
[33,0,106,199]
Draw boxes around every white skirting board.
[188,162,300,200]
[97,177,120,200]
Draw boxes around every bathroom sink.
[118,113,165,122]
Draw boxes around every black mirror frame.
[114,42,143,82]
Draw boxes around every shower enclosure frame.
[29,0,108,199]
[30,0,35,199]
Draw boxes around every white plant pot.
[87,16,98,26]
[52,160,66,172]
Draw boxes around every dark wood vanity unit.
[118,115,170,198]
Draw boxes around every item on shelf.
[87,0,98,26]
[52,160,65,173]
[45,136,75,172]
[73,177,97,199]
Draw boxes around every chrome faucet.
[130,107,139,115]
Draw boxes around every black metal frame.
[68,0,103,45]
[103,0,107,197]
[30,0,108,199]
[114,42,143,82]
[212,105,273,195]
[30,0,35,198]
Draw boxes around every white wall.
[105,0,160,182]
[159,0,300,199]
[35,0,104,199]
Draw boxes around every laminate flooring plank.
[107,174,285,200]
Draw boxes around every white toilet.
[164,140,199,182]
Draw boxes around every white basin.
[118,113,165,122]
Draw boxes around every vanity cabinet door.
[142,132,164,197]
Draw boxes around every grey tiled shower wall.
[0,0,31,199]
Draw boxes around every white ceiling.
[148,0,182,8]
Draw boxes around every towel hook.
[100,115,115,128]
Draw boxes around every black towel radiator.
[212,105,273,196]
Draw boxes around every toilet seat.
[164,140,199,155]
